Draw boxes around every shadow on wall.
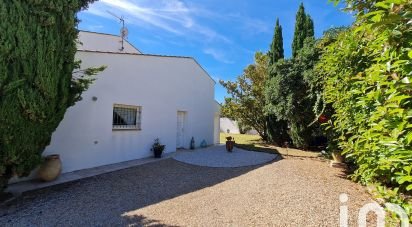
[0,159,276,225]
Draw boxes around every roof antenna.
[107,11,128,51]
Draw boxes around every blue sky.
[78,0,354,103]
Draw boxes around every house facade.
[40,31,220,174]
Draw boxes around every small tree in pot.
[151,138,165,158]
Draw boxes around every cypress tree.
[292,3,307,58]
[266,18,289,145]
[268,18,284,65]
[305,15,315,38]
[0,0,101,190]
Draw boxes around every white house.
[40,31,220,174]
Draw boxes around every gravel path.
[0,158,375,226]
[173,145,278,167]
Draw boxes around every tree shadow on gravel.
[0,158,277,226]
[122,214,179,227]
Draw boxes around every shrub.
[320,0,412,220]
[0,0,101,190]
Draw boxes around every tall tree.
[266,39,319,149]
[292,3,315,58]
[220,52,269,140]
[0,0,103,190]
[266,3,318,148]
[268,18,284,65]
[292,3,307,58]
[305,15,314,38]
[266,18,289,145]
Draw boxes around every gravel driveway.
[0,158,375,226]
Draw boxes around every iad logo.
[339,193,410,227]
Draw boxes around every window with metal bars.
[112,104,141,130]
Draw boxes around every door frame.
[176,111,187,149]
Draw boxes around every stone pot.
[38,154,62,182]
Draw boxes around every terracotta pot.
[38,155,62,182]
[226,141,234,152]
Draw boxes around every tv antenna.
[107,11,128,51]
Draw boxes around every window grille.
[112,104,141,130]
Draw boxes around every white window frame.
[112,104,142,130]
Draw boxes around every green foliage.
[0,0,102,190]
[266,116,289,146]
[292,3,314,58]
[320,0,412,219]
[265,4,319,148]
[266,39,320,148]
[237,121,252,134]
[268,18,284,65]
[266,18,289,145]
[305,15,315,38]
[220,52,269,140]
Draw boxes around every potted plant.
[151,138,165,158]
[226,136,235,152]
[38,154,62,182]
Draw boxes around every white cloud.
[84,0,229,43]
[203,48,234,64]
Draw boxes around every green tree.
[0,1,103,190]
[266,18,290,145]
[220,52,269,140]
[237,121,252,134]
[265,3,318,148]
[305,15,314,38]
[292,3,314,58]
[268,18,284,65]
[265,39,319,148]
[292,3,307,58]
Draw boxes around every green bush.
[0,0,100,190]
[320,0,412,219]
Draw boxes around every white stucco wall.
[220,117,240,134]
[219,118,258,135]
[78,31,141,54]
[42,52,217,173]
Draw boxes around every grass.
[220,133,321,158]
